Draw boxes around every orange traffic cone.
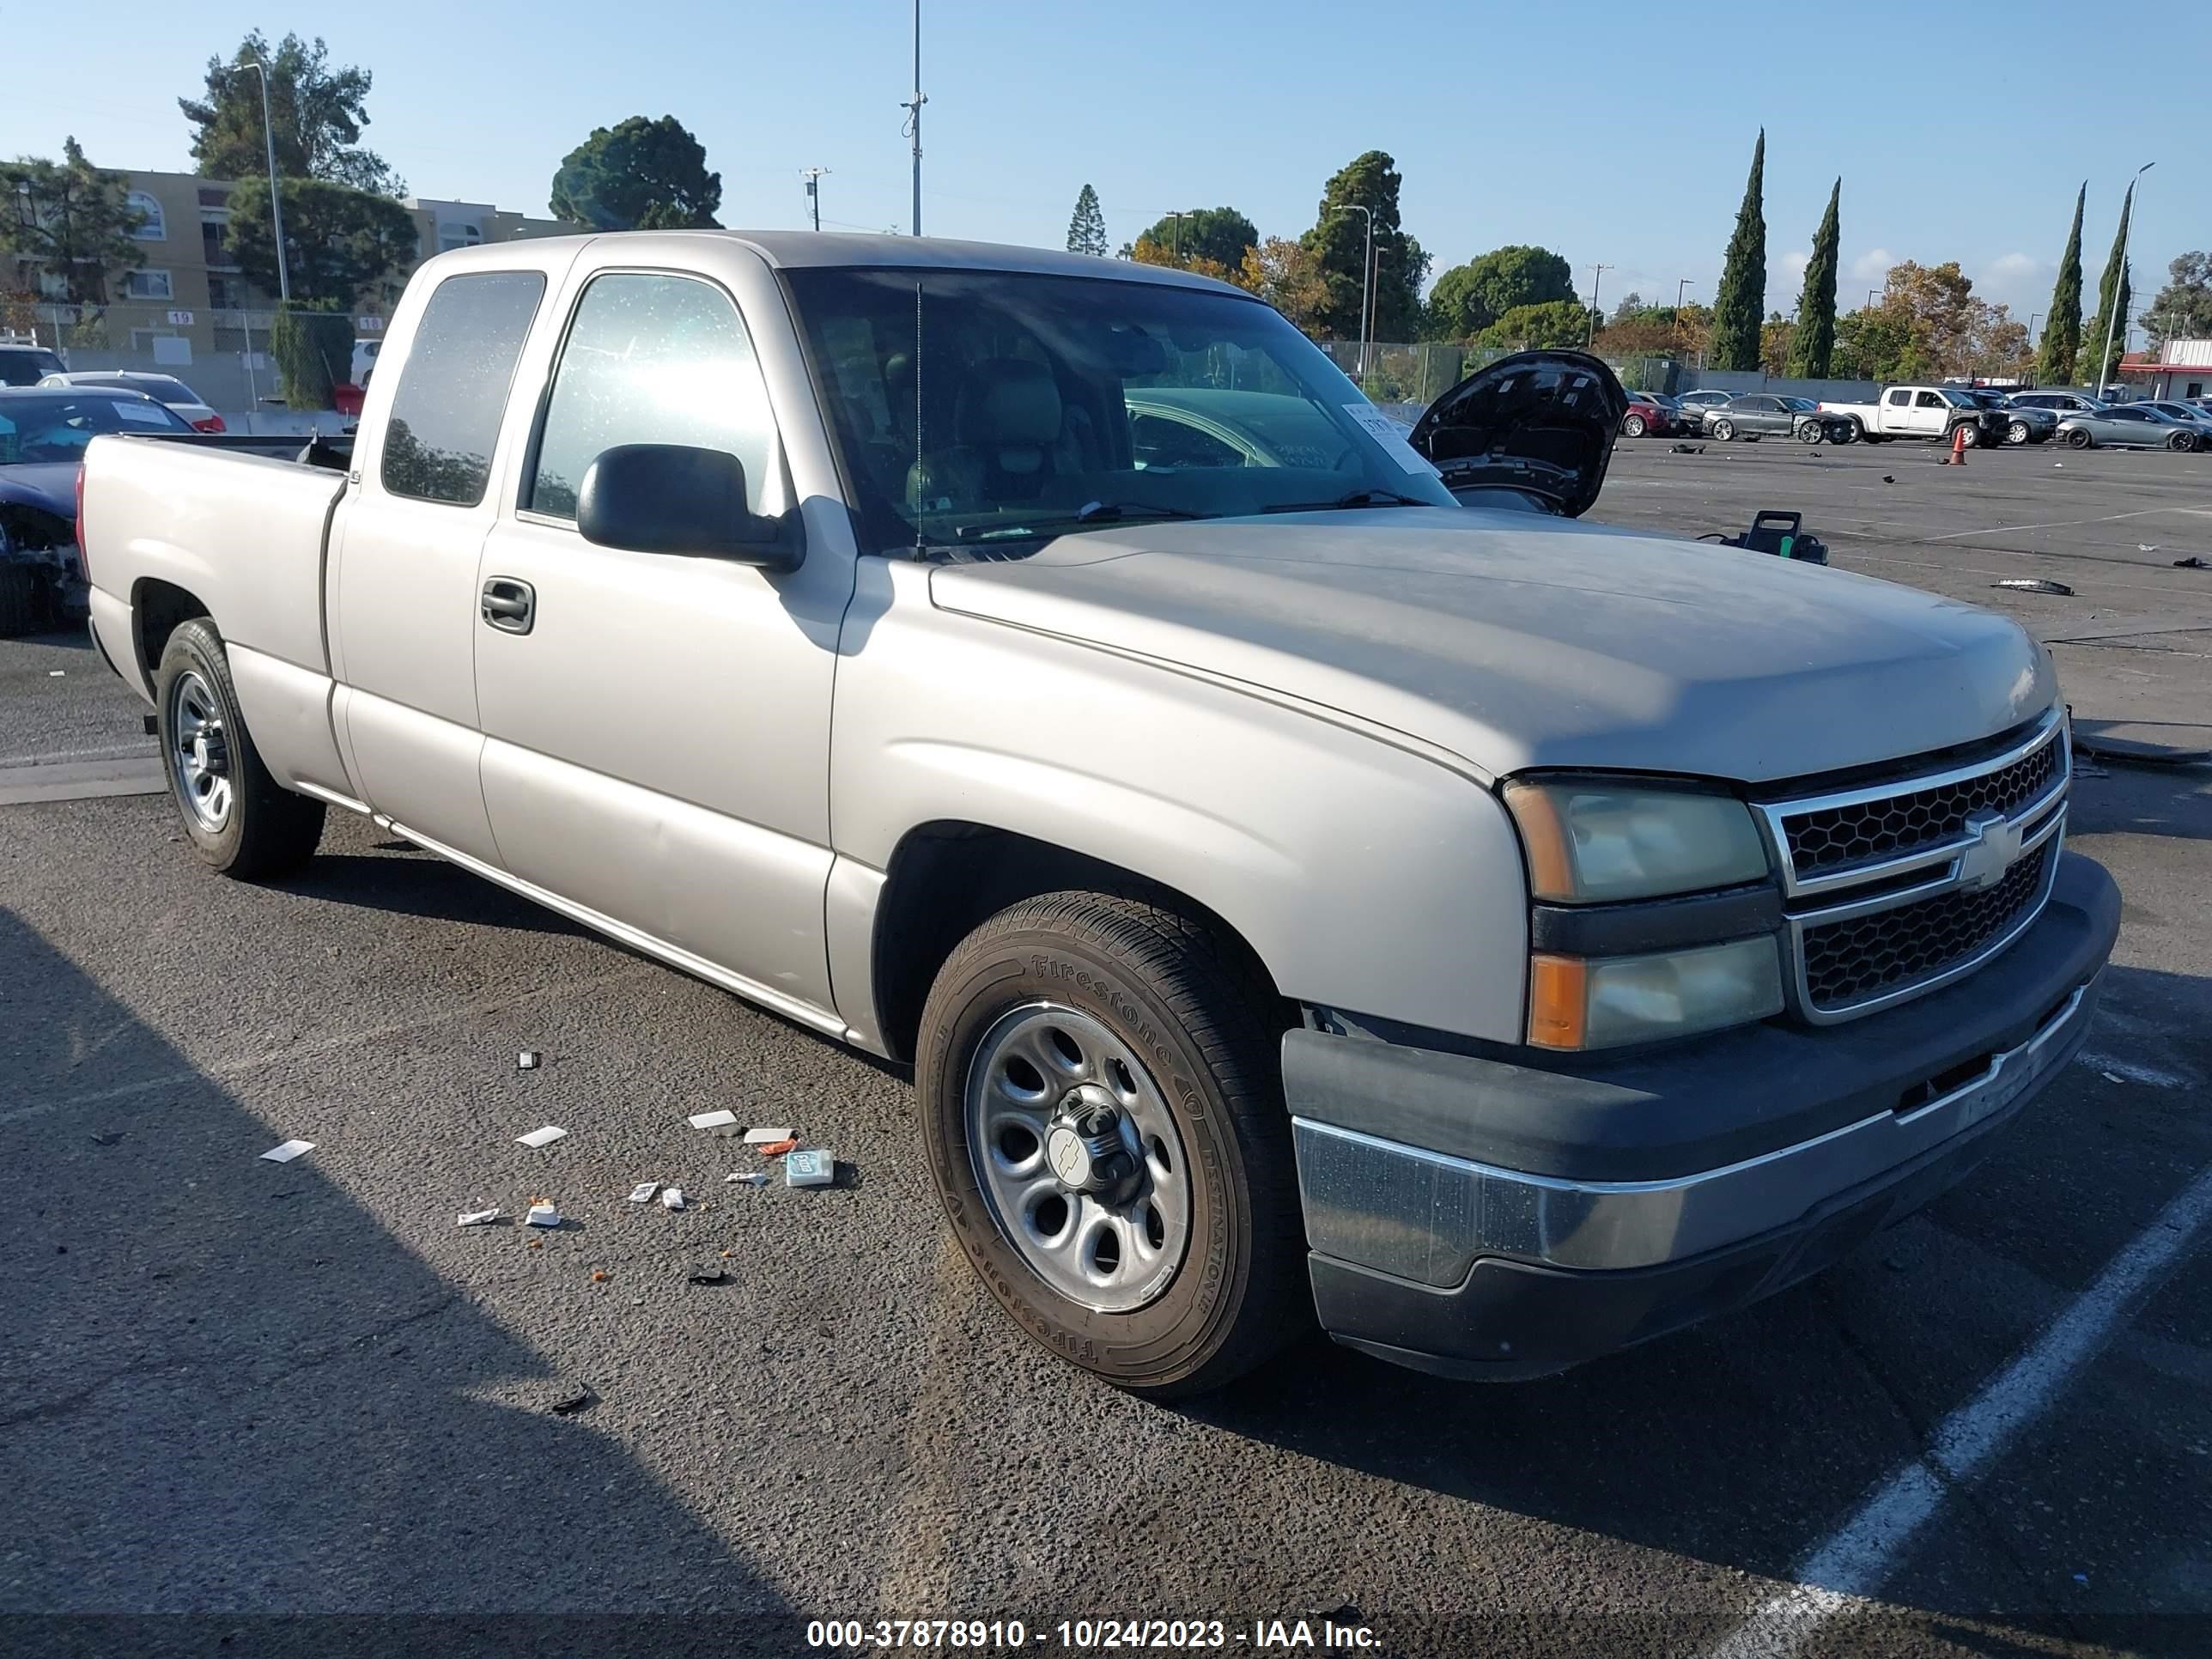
[1944,425,1968,465]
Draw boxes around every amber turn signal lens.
[1527,954,1589,1049]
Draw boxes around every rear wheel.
[2169,431,2198,453]
[155,618,325,878]
[1711,418,1735,441]
[915,890,1306,1396]
[1622,413,1646,438]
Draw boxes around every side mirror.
[575,443,799,569]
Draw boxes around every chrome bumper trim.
[1291,977,2095,1285]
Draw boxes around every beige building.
[9,165,561,385]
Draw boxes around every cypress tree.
[1709,131,1767,371]
[2081,183,2136,392]
[2036,184,2085,385]
[1066,184,1106,257]
[1786,178,1841,378]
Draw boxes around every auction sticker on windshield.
[1342,403,1437,476]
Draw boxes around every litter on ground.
[2176,556,2209,570]
[1993,579,2074,597]
[688,1109,739,1131]
[726,1171,770,1186]
[549,1386,594,1415]
[687,1264,731,1285]
[755,1136,799,1157]
[786,1148,836,1188]
[516,1125,568,1148]
[742,1125,794,1145]
[526,1201,563,1227]
[259,1139,315,1163]
[660,1187,686,1210]
[627,1182,660,1203]
[517,1050,541,1071]
[457,1207,502,1226]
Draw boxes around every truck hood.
[927,508,2055,784]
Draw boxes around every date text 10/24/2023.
[805,1618,1380,1650]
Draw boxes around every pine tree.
[1709,131,1767,371]
[1066,184,1106,257]
[2081,183,2136,392]
[1786,178,1841,378]
[2036,184,2085,386]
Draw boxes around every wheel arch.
[132,577,211,684]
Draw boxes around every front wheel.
[2066,427,2094,449]
[1711,418,1735,441]
[1953,422,1981,449]
[1796,422,1823,444]
[2007,419,2032,446]
[915,891,1306,1397]
[155,618,325,878]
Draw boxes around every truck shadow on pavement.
[0,907,793,1648]
[273,849,587,936]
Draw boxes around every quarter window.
[526,272,781,520]
[380,270,545,507]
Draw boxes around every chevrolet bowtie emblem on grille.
[1957,809,2026,892]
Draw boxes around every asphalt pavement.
[2,444,2209,1658]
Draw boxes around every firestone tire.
[154,617,326,878]
[915,890,1309,1398]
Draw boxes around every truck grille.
[1801,843,2053,1012]
[1780,729,2061,879]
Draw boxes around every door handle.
[481,577,535,635]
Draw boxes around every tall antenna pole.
[800,167,830,231]
[900,0,927,236]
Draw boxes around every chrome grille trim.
[1753,708,2071,1025]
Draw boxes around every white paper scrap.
[741,1125,794,1146]
[660,1187,686,1211]
[516,1125,568,1149]
[726,1171,769,1186]
[457,1207,501,1226]
[260,1139,315,1163]
[627,1182,660,1203]
[687,1109,739,1131]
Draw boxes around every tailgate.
[84,435,345,678]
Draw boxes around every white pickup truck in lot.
[80,233,2117,1395]
[1818,384,2013,448]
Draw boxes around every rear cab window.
[380,270,547,506]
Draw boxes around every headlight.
[1503,780,1771,902]
[1528,937,1784,1050]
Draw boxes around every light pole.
[1866,288,1880,312]
[900,0,926,235]
[1329,204,1373,376]
[2091,161,2154,394]
[800,167,830,231]
[1587,263,1612,346]
[1165,210,1189,260]
[235,58,289,303]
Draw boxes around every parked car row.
[1626,380,2212,454]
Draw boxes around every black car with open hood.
[1406,349,1627,519]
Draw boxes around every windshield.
[1,349,66,387]
[0,392,191,462]
[783,266,1454,553]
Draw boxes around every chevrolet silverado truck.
[1817,384,2011,447]
[79,234,2118,1395]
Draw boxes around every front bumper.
[1286,852,2120,1379]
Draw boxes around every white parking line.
[1919,505,2212,543]
[1709,1161,2212,1658]
[2076,1051,2191,1090]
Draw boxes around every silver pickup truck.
[80,233,2118,1396]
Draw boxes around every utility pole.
[800,167,830,231]
[2092,161,2154,395]
[1166,210,1188,259]
[900,0,926,235]
[238,58,289,303]
[1676,276,1693,312]
[1866,288,1880,312]
[1329,204,1373,376]
[1587,264,1611,346]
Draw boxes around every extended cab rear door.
[327,244,583,861]
[467,238,852,1022]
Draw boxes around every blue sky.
[10,2,2204,340]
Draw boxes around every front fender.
[830,562,1532,1043]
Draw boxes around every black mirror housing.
[575,444,799,569]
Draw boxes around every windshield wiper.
[1261,488,1432,514]
[957,501,1206,541]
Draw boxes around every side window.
[526,272,780,520]
[380,270,545,506]
[1887,389,1911,407]
[1915,391,1945,409]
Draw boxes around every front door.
[469,255,848,1021]
[1910,389,1950,436]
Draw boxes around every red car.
[1620,392,1674,438]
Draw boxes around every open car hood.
[1407,349,1626,518]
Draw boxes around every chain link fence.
[1313,338,1684,417]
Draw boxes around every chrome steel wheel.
[167,668,233,832]
[964,1001,1190,1314]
